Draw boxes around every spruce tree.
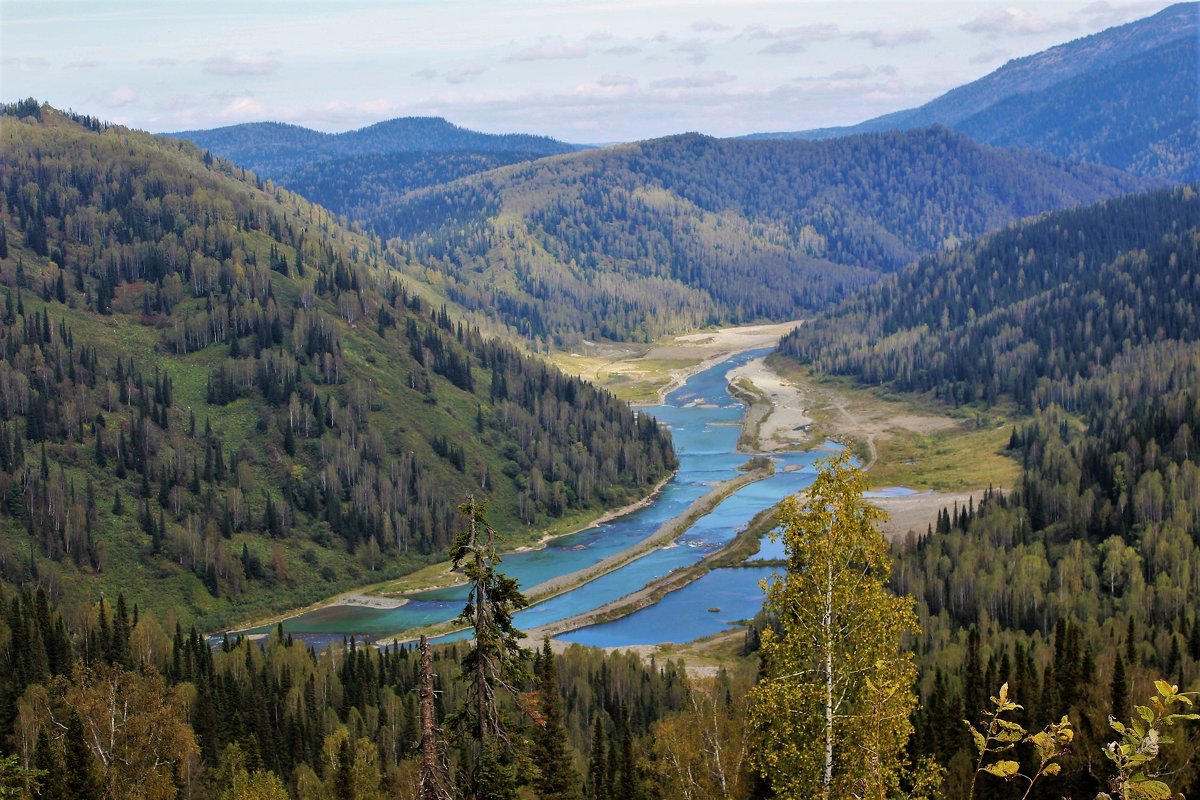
[587,715,608,800]
[448,497,530,800]
[65,710,101,800]
[532,638,581,800]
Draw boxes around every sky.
[0,0,1176,142]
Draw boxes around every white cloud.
[961,7,1075,36]
[219,95,267,119]
[852,28,933,47]
[692,20,731,32]
[674,38,710,64]
[597,74,637,87]
[760,39,807,55]
[444,65,486,84]
[505,41,589,61]
[107,86,138,106]
[604,44,642,55]
[203,55,279,76]
[650,71,737,90]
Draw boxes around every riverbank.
[550,320,803,405]
[373,460,777,644]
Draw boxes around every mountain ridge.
[743,2,1199,181]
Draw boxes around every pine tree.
[749,452,918,800]
[533,638,581,800]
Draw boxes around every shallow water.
[240,348,862,646]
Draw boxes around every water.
[241,348,858,647]
[559,567,779,647]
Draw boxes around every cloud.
[650,70,736,90]
[828,65,874,80]
[745,24,839,40]
[961,7,1074,36]
[674,38,710,64]
[219,95,267,119]
[505,41,589,61]
[597,74,637,87]
[1079,0,1164,27]
[141,57,178,67]
[969,47,1009,64]
[692,20,731,32]
[67,59,104,70]
[2,56,49,69]
[760,39,807,55]
[413,68,438,80]
[107,86,138,107]
[586,30,614,42]
[203,55,279,76]
[604,44,642,56]
[852,28,933,47]
[444,65,485,84]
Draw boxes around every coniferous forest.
[3,2,1200,797]
[780,184,1200,797]
[0,102,674,629]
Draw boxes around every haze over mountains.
[745,2,1199,181]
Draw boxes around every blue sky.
[0,0,1174,141]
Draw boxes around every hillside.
[778,185,1200,792]
[0,101,675,629]
[168,116,580,176]
[379,126,1150,344]
[746,3,1199,181]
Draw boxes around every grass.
[766,355,1023,491]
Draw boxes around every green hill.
[778,184,1200,790]
[0,100,675,629]
[379,126,1151,344]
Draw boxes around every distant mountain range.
[168,117,583,232]
[169,116,580,175]
[744,2,1199,182]
[377,126,1154,344]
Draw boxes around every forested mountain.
[378,126,1149,344]
[0,100,675,630]
[779,184,1200,795]
[169,117,580,177]
[747,3,1199,181]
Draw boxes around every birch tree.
[750,452,918,800]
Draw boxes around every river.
[238,347,841,649]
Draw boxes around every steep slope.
[381,127,1151,344]
[746,3,1199,181]
[0,102,675,628]
[779,184,1200,407]
[779,184,1200,791]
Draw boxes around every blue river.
[242,347,851,648]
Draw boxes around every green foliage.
[790,185,1200,794]
[382,127,1147,344]
[1102,681,1199,800]
[750,452,918,799]
[449,499,531,800]
[0,105,674,628]
[965,682,1073,800]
